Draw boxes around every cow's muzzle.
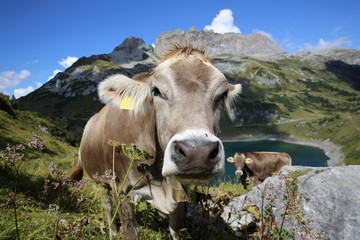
[162,129,225,184]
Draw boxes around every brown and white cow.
[227,152,292,188]
[70,45,241,239]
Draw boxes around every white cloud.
[58,56,78,68]
[47,56,78,81]
[48,69,62,81]
[1,56,78,97]
[0,70,31,90]
[204,9,241,34]
[301,37,352,52]
[252,29,274,41]
[13,85,34,98]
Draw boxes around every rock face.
[108,36,154,65]
[222,165,360,239]
[155,27,286,56]
[314,48,360,65]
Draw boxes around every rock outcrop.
[155,27,286,56]
[222,165,360,239]
[108,36,157,66]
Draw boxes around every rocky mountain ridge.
[155,26,286,56]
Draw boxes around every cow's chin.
[175,172,224,186]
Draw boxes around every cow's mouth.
[177,173,213,180]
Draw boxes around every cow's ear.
[225,83,242,121]
[245,158,253,164]
[98,74,152,115]
[227,157,235,163]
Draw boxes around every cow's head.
[98,45,241,185]
[227,153,253,176]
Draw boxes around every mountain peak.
[109,36,153,64]
[112,36,145,52]
[189,26,199,32]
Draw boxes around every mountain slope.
[0,94,77,165]
[216,51,360,165]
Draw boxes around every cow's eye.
[152,86,166,99]
[214,90,228,104]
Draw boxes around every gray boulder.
[222,165,360,239]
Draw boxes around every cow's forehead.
[235,153,246,162]
[152,55,227,92]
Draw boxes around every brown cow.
[70,45,241,240]
[227,152,291,188]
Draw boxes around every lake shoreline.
[221,135,344,167]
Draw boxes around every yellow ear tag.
[120,96,135,110]
[245,158,253,164]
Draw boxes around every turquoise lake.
[213,140,329,184]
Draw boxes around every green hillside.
[0,94,91,238]
[0,94,79,193]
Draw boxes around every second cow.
[227,152,292,188]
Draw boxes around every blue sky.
[1,0,359,98]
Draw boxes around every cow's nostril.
[208,142,219,160]
[172,141,187,163]
[175,145,186,157]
